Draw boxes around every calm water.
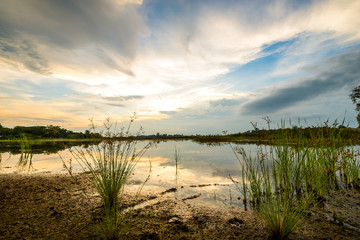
[0,140,261,207]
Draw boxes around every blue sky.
[0,0,359,134]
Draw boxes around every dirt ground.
[1,173,360,239]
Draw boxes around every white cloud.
[307,0,360,40]
[1,0,360,132]
[0,0,149,76]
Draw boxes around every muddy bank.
[0,173,359,239]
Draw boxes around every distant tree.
[349,85,360,128]
[84,130,91,138]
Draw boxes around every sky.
[0,0,359,135]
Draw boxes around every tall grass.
[17,133,33,172]
[232,120,360,239]
[63,116,152,239]
[174,146,180,185]
[235,145,317,239]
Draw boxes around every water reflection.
[16,151,33,172]
[0,140,100,155]
[0,140,261,207]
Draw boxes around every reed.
[232,120,359,239]
[16,133,33,172]
[174,146,180,185]
[63,116,152,239]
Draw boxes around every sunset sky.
[0,0,359,134]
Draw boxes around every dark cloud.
[242,50,360,115]
[0,0,147,74]
[0,39,50,74]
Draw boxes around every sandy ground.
[1,173,360,239]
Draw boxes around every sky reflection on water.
[0,140,261,207]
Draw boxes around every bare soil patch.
[0,174,359,239]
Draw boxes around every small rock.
[228,217,244,228]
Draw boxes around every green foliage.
[70,138,150,209]
[0,125,100,139]
[63,117,152,239]
[16,134,33,172]
[349,85,360,127]
[95,205,133,240]
[232,120,360,239]
[256,193,313,240]
[234,144,317,239]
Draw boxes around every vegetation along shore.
[0,118,360,239]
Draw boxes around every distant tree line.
[0,124,100,139]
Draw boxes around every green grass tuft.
[232,120,360,239]
[63,116,152,239]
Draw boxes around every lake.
[0,140,261,207]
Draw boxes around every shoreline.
[1,173,360,239]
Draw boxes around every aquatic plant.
[16,133,33,172]
[174,146,180,185]
[232,120,360,239]
[63,116,152,239]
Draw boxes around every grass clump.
[16,133,33,172]
[63,116,152,239]
[232,120,360,239]
[256,193,313,240]
[233,145,316,239]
